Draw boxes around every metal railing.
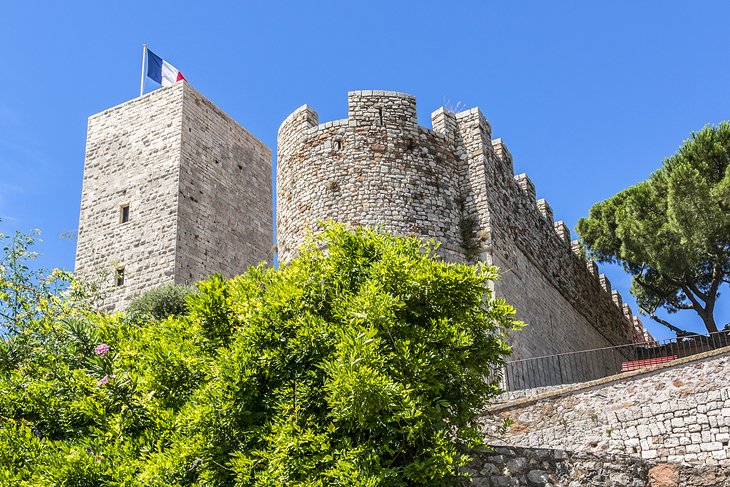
[502,330,730,392]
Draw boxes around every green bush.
[0,223,520,486]
[126,282,196,320]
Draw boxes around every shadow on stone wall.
[464,446,729,486]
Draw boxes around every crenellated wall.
[277,91,466,263]
[76,84,650,361]
[430,106,646,362]
[276,90,652,363]
[471,134,643,359]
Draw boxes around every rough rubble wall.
[276,91,646,362]
[75,83,272,309]
[465,446,729,487]
[75,86,183,309]
[176,84,272,283]
[465,446,650,486]
[277,91,465,263]
[483,349,730,467]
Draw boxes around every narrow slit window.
[120,204,130,223]
[334,140,342,151]
[377,108,383,125]
[115,267,125,287]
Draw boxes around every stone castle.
[75,82,652,364]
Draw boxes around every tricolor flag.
[146,48,186,87]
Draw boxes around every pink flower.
[97,375,109,387]
[94,343,109,356]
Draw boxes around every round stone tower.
[277,90,467,262]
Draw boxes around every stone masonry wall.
[483,143,638,357]
[176,83,272,283]
[465,446,729,486]
[431,107,639,360]
[277,91,648,366]
[466,446,650,486]
[75,85,183,309]
[495,245,634,385]
[483,348,730,467]
[75,83,272,309]
[277,91,465,263]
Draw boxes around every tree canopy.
[577,122,730,335]
[0,223,519,486]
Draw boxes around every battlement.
[348,90,417,128]
[278,104,319,134]
[514,173,536,202]
[276,90,651,359]
[277,90,468,263]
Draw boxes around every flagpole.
[139,44,147,97]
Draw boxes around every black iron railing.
[502,330,730,392]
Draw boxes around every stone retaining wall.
[466,446,649,486]
[465,446,729,486]
[483,348,730,467]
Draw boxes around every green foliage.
[0,223,520,486]
[0,228,79,333]
[577,122,730,334]
[458,215,479,261]
[126,282,197,321]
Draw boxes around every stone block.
[536,198,553,222]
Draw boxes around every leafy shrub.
[0,223,520,486]
[126,282,196,321]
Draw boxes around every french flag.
[146,48,186,87]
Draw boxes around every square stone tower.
[75,82,272,309]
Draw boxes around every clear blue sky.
[1,1,728,340]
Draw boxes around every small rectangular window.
[120,204,130,223]
[115,267,125,287]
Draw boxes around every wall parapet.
[514,173,536,202]
[480,129,646,350]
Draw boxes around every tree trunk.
[702,313,719,334]
[702,293,719,334]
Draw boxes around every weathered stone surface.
[649,464,679,487]
[277,92,465,263]
[466,446,729,486]
[526,469,549,485]
[506,457,528,474]
[75,83,272,309]
[276,91,651,372]
[483,349,730,467]
[466,446,651,486]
